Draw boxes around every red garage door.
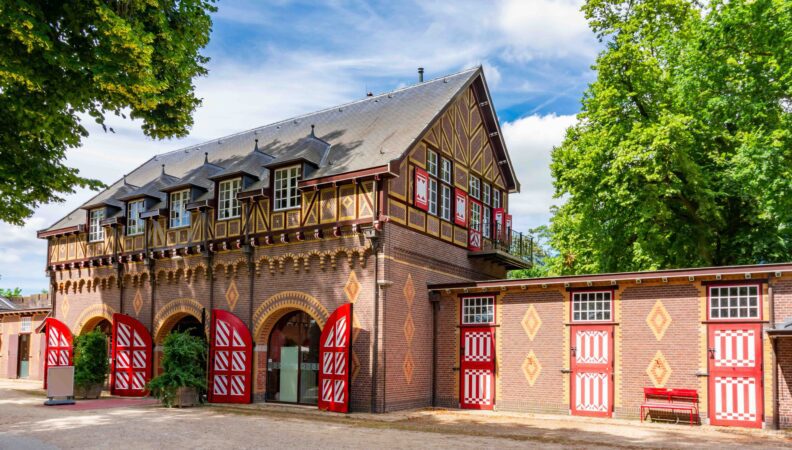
[111,314,152,396]
[459,295,496,410]
[43,318,73,389]
[318,303,352,413]
[208,310,253,403]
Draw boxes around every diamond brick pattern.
[344,271,361,304]
[133,289,143,317]
[403,351,414,384]
[521,305,542,341]
[646,350,672,387]
[403,315,415,343]
[225,280,239,311]
[61,295,70,318]
[521,350,542,386]
[403,273,415,307]
[646,300,672,341]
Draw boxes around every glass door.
[266,311,320,404]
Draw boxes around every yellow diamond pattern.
[351,351,361,382]
[646,350,672,387]
[403,273,415,307]
[344,271,361,304]
[225,280,239,311]
[646,300,672,341]
[61,295,70,319]
[521,351,542,386]
[403,351,414,384]
[133,289,143,317]
[521,305,542,341]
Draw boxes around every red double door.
[111,314,152,396]
[43,318,73,388]
[708,323,763,428]
[208,310,253,403]
[460,327,495,409]
[570,325,614,417]
[318,303,352,413]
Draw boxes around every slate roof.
[43,66,502,232]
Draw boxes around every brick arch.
[252,291,330,343]
[73,303,116,335]
[153,298,207,344]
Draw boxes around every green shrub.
[147,331,207,407]
[73,330,109,388]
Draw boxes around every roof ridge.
[151,66,481,160]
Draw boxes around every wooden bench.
[640,387,699,425]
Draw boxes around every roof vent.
[418,67,424,83]
[310,124,315,137]
[254,138,259,152]
[204,152,209,164]
[161,164,166,175]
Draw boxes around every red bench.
[640,387,699,425]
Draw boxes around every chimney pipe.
[418,67,424,83]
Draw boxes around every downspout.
[370,178,380,413]
[770,285,779,430]
[431,293,438,407]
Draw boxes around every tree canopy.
[0,0,216,225]
[549,0,791,275]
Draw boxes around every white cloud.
[502,113,578,232]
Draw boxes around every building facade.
[0,294,51,380]
[32,66,792,429]
[35,67,526,412]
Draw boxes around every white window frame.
[470,201,482,232]
[126,200,145,236]
[709,285,761,320]
[483,184,491,206]
[428,178,438,216]
[218,178,242,220]
[572,291,613,322]
[169,189,191,229]
[469,176,481,200]
[493,189,501,209]
[440,158,452,184]
[89,209,105,243]
[20,317,31,333]
[274,165,302,211]
[483,205,491,238]
[462,296,495,325]
[427,149,438,177]
[440,185,452,221]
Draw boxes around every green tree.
[0,0,216,225]
[550,0,791,274]
[0,287,23,298]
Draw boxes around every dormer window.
[170,189,191,228]
[126,200,145,235]
[274,165,301,211]
[218,178,242,220]
[89,209,105,242]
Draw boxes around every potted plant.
[147,330,207,407]
[73,330,109,399]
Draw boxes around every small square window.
[462,296,494,324]
[274,166,302,211]
[571,291,612,322]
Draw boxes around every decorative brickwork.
[521,305,542,341]
[133,289,143,317]
[521,351,542,387]
[344,271,361,304]
[74,303,116,335]
[402,274,415,384]
[646,350,672,387]
[225,279,239,311]
[646,300,671,341]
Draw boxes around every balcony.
[469,229,534,270]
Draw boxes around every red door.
[708,323,763,428]
[318,303,352,413]
[460,327,495,409]
[111,314,152,396]
[570,325,613,417]
[208,310,253,403]
[43,318,73,388]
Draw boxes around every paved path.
[1,379,790,449]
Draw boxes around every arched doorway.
[171,315,206,341]
[266,311,321,404]
[154,313,207,377]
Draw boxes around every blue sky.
[0,0,600,293]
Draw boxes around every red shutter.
[454,188,468,227]
[111,314,152,397]
[43,318,73,388]
[208,309,253,403]
[414,167,430,211]
[318,303,352,413]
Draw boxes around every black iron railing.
[486,229,534,264]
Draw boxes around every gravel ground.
[1,379,791,449]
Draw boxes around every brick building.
[0,294,51,380]
[32,66,792,428]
